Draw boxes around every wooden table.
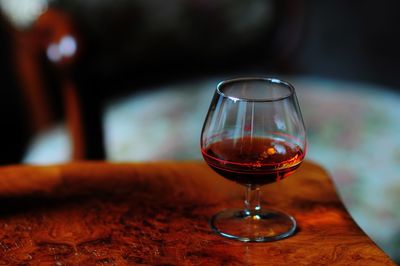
[0,161,394,265]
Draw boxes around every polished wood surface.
[0,161,394,265]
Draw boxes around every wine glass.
[201,77,306,242]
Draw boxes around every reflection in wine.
[202,136,305,186]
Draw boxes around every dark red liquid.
[202,136,305,186]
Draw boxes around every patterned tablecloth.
[24,76,400,262]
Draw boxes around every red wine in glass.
[202,136,305,186]
[200,77,307,242]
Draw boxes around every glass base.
[210,208,296,242]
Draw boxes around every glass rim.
[216,77,295,102]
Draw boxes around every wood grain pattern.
[0,161,394,265]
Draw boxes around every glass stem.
[244,186,261,215]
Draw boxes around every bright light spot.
[229,96,240,102]
[267,147,276,155]
[46,43,61,62]
[274,115,286,130]
[274,144,286,154]
[46,35,77,62]
[59,35,77,57]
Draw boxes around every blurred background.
[0,0,400,262]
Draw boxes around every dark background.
[0,0,400,164]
